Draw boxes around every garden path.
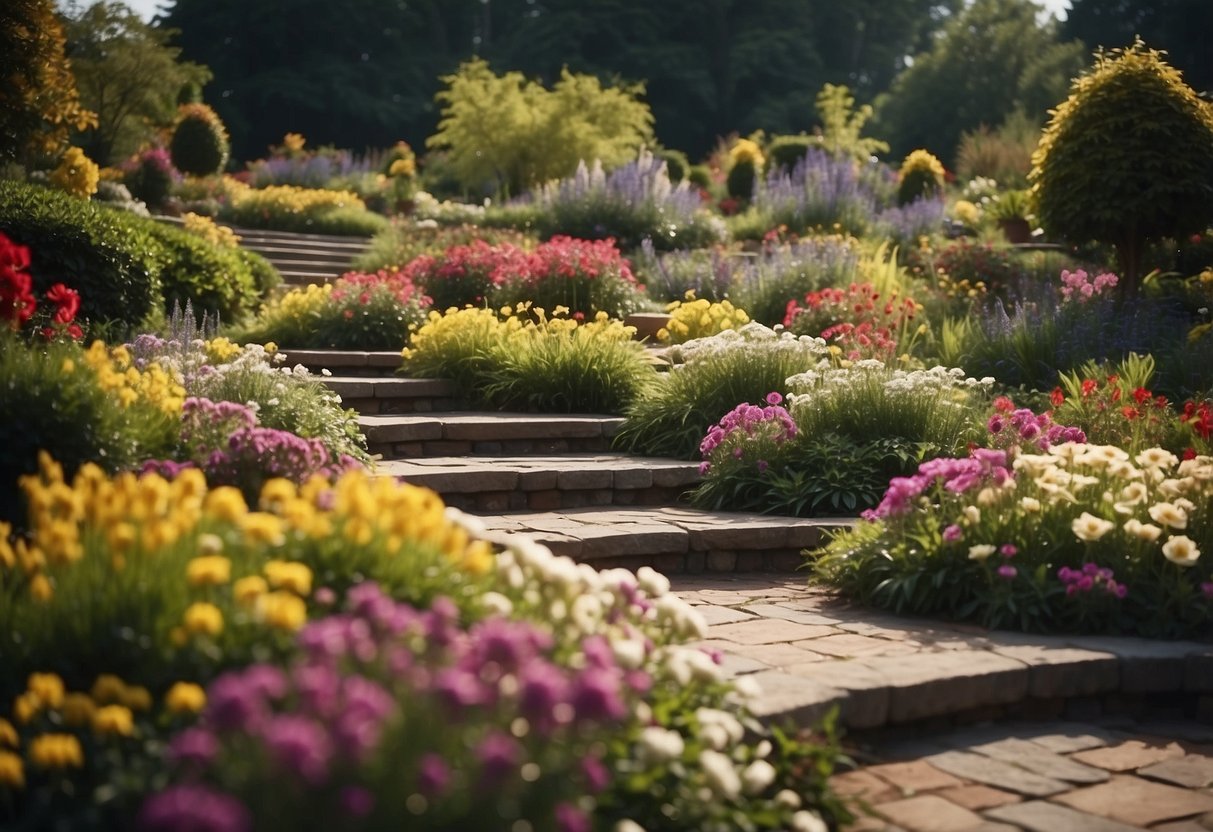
[282,345,1213,831]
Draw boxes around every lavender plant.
[750,150,892,238]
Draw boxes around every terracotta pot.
[998,218,1032,245]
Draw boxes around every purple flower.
[765,391,783,406]
[205,674,268,733]
[1202,582,1213,599]
[518,661,569,725]
[997,565,1017,580]
[139,785,251,832]
[167,727,219,769]
[418,753,451,797]
[581,755,610,794]
[476,732,521,789]
[261,715,333,785]
[570,668,627,722]
[340,786,374,819]
[555,802,591,832]
[942,524,964,543]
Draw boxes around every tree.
[1064,0,1212,94]
[0,0,96,165]
[872,0,1086,163]
[62,1,211,166]
[427,59,653,197]
[1029,41,1213,292]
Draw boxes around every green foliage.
[615,325,831,459]
[686,164,713,190]
[1030,40,1213,289]
[656,148,689,183]
[0,334,178,524]
[0,0,96,164]
[402,307,656,414]
[427,58,654,197]
[726,158,758,202]
[811,84,889,162]
[220,187,389,237]
[141,221,262,323]
[765,135,813,173]
[955,109,1040,187]
[63,2,212,166]
[874,0,1086,162]
[169,103,230,177]
[0,180,159,325]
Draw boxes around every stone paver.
[970,738,1109,784]
[985,800,1142,832]
[865,760,965,794]
[1138,754,1213,788]
[1052,775,1213,827]
[936,784,1021,811]
[1070,739,1187,772]
[924,750,1070,797]
[874,794,984,831]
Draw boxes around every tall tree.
[63,1,211,165]
[872,0,1086,164]
[0,0,96,165]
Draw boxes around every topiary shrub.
[686,164,713,190]
[122,146,177,210]
[1030,40,1213,293]
[142,221,262,323]
[897,149,946,206]
[765,135,813,174]
[169,102,230,176]
[726,139,765,202]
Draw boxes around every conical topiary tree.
[1030,40,1213,293]
[169,102,230,176]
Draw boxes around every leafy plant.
[1030,40,1213,290]
[169,103,230,177]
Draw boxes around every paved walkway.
[672,574,1213,831]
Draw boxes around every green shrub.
[686,164,713,190]
[121,147,177,210]
[897,149,946,206]
[1031,41,1213,291]
[142,221,261,322]
[726,158,758,202]
[0,180,160,325]
[221,184,388,237]
[955,111,1039,187]
[657,147,690,183]
[615,324,831,459]
[765,135,813,174]
[0,335,179,524]
[169,103,229,176]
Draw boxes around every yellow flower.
[0,750,24,789]
[91,705,134,737]
[121,686,152,712]
[264,560,312,596]
[204,487,248,523]
[241,512,286,547]
[29,734,83,769]
[164,682,206,715]
[259,591,307,631]
[186,555,232,587]
[1072,512,1115,542]
[259,478,297,511]
[12,693,39,725]
[90,675,127,705]
[1162,535,1201,567]
[0,720,17,747]
[26,674,65,709]
[29,574,53,603]
[60,693,96,727]
[182,602,224,637]
[49,146,100,198]
[233,575,268,608]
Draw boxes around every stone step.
[261,258,355,273]
[377,453,700,512]
[279,349,403,375]
[327,376,462,413]
[241,246,363,263]
[230,227,374,248]
[279,270,341,286]
[473,506,847,574]
[361,412,624,457]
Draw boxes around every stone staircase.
[233,227,371,287]
[283,347,847,575]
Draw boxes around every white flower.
[962,505,981,525]
[636,565,671,597]
[1114,482,1149,514]
[638,726,685,763]
[480,592,513,617]
[613,822,647,832]
[968,544,996,561]
[730,675,762,700]
[612,638,646,670]
[696,707,744,744]
[570,594,603,632]
[1148,502,1188,530]
[1163,535,1201,567]
[1072,512,1114,542]
[700,724,730,750]
[699,749,741,799]
[1123,518,1163,542]
[198,533,223,555]
[742,759,777,795]
[1020,496,1042,513]
[790,810,829,832]
[774,789,802,809]
[1136,448,1178,470]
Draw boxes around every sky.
[110,0,1075,24]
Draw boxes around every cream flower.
[1072,512,1114,542]
[962,505,981,525]
[1123,518,1162,542]
[1020,496,1042,513]
[1136,448,1178,470]
[1148,502,1188,530]
[968,544,996,561]
[1162,535,1201,567]
[699,749,741,799]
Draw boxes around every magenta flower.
[997,565,1017,580]
[261,714,334,785]
[139,785,251,832]
[942,524,963,543]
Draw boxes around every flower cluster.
[181,213,240,249]
[863,447,1013,520]
[657,294,750,344]
[670,322,831,369]
[49,147,100,199]
[698,393,797,475]
[1058,563,1128,598]
[783,282,922,361]
[1050,355,1187,453]
[82,340,185,413]
[0,232,83,339]
[985,396,1086,452]
[401,239,531,309]
[1060,268,1118,303]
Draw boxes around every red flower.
[1132,387,1151,405]
[1050,387,1065,407]
[1080,379,1097,397]
[1121,406,1138,420]
[993,396,1015,413]
[0,233,36,328]
[45,283,80,324]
